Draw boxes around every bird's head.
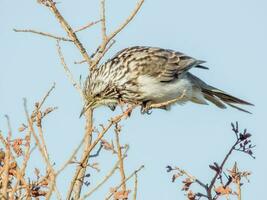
[80,72,119,117]
[80,91,118,117]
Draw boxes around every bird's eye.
[95,93,101,98]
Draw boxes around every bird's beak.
[79,102,92,118]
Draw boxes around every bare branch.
[35,2,95,197]
[67,107,133,199]
[108,0,144,42]
[208,130,252,199]
[80,145,129,200]
[102,39,116,58]
[74,19,101,33]
[91,0,145,68]
[141,90,186,114]
[1,132,10,199]
[69,110,93,199]
[133,173,138,200]
[150,90,186,109]
[105,165,145,200]
[74,60,87,65]
[100,0,107,41]
[1,116,12,199]
[38,83,56,110]
[23,99,61,199]
[89,143,103,158]
[56,40,83,96]
[115,123,127,192]
[169,123,254,200]
[13,28,73,42]
[56,134,86,176]
[174,167,207,190]
[0,133,31,199]
[39,0,93,66]
[12,127,32,196]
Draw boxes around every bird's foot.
[108,104,117,111]
[141,101,153,115]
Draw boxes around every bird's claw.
[140,107,152,115]
[140,101,153,115]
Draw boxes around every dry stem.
[13,28,73,42]
[56,40,83,96]
[105,165,144,200]
[67,107,133,199]
[40,0,93,66]
[115,123,127,193]
[91,0,145,68]
[1,127,11,199]
[74,19,101,33]
[23,99,61,200]
[133,173,138,200]
[68,109,93,200]
[149,90,186,109]
[80,145,129,200]
[100,0,107,41]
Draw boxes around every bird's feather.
[112,46,206,82]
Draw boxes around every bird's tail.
[202,87,253,114]
[187,73,253,113]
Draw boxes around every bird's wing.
[113,46,206,82]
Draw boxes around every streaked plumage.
[81,46,253,115]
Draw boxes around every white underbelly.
[137,75,194,103]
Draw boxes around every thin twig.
[74,19,101,33]
[74,59,87,65]
[100,0,107,41]
[149,90,186,109]
[174,167,207,190]
[89,143,103,158]
[1,130,11,199]
[237,177,241,200]
[5,115,12,139]
[56,134,86,176]
[133,173,138,200]
[40,0,93,66]
[38,83,56,109]
[89,39,115,67]
[67,107,133,199]
[207,141,239,198]
[0,134,29,199]
[108,0,144,42]
[34,84,57,162]
[67,110,93,200]
[2,116,12,199]
[105,165,145,200]
[36,123,49,160]
[23,99,61,200]
[56,40,83,96]
[91,0,145,68]
[13,28,73,42]
[102,39,116,58]
[80,146,129,200]
[12,128,32,197]
[115,123,127,192]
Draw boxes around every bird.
[80,46,253,116]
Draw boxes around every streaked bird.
[81,46,253,116]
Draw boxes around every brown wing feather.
[113,46,205,82]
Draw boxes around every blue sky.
[1,0,267,199]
